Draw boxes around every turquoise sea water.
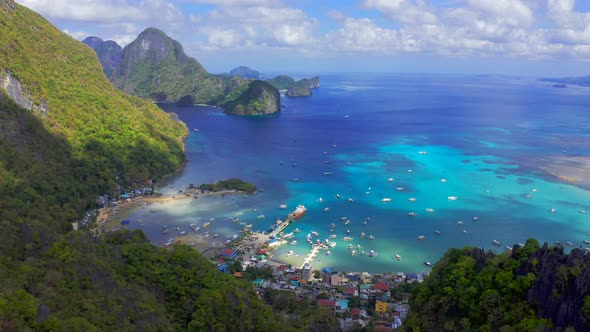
[126,73,590,273]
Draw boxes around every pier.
[301,245,321,268]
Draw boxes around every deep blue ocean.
[127,73,590,273]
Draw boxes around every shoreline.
[97,189,249,230]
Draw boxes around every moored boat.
[492,240,501,246]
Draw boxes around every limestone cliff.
[222,80,280,115]
[82,37,122,77]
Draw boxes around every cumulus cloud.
[16,0,590,62]
[193,4,318,50]
[18,0,184,46]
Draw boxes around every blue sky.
[16,0,590,76]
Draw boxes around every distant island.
[228,66,264,80]
[83,29,280,116]
[266,75,320,97]
[195,178,257,193]
[538,75,590,87]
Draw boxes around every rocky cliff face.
[222,80,280,115]
[82,37,122,77]
[108,28,224,104]
[517,244,590,331]
[267,75,320,97]
[1,71,48,116]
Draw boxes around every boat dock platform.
[301,245,322,268]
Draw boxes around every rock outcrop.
[267,75,320,97]
[82,37,122,77]
[222,80,280,115]
[229,66,264,80]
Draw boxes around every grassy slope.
[0,2,187,190]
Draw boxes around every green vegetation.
[198,178,257,193]
[262,288,340,331]
[266,75,297,90]
[267,75,320,97]
[221,80,280,115]
[406,239,555,331]
[0,1,314,330]
[110,28,226,105]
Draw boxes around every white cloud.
[193,5,318,50]
[362,0,438,25]
[16,0,590,65]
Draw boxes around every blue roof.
[321,267,333,274]
[337,299,349,309]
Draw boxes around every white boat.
[387,178,394,182]
[360,232,366,238]
[418,235,425,240]
[395,254,401,260]
[293,228,300,232]
[203,221,211,227]
[418,151,428,155]
[566,241,574,246]
[326,250,331,256]
[232,234,238,239]
[324,172,333,175]
[329,242,337,247]
[369,250,375,257]
[318,197,324,203]
[505,246,513,251]
[350,250,357,256]
[424,261,432,267]
[343,237,353,241]
[311,231,319,237]
[294,253,299,257]
[257,214,265,219]
[549,208,556,213]
[279,204,287,209]
[344,220,350,226]
[457,220,464,225]
[434,230,441,235]
[286,250,294,256]
[346,229,351,234]
[336,194,342,199]
[396,187,405,191]
[368,235,375,240]
[381,198,392,202]
[283,232,294,239]
[408,212,416,217]
[580,209,587,214]
[324,207,330,212]
[440,178,447,183]
[179,231,186,236]
[330,223,335,228]
[425,208,434,213]
[492,240,501,246]
[213,233,219,238]
[291,240,297,245]
[194,227,200,232]
[408,169,413,173]
[347,198,354,202]
[448,196,458,201]
[472,216,480,221]
[291,178,300,182]
[408,197,416,202]
[583,240,590,244]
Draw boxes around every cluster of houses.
[214,246,428,331]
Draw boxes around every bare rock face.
[82,37,122,78]
[0,71,48,116]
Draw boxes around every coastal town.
[88,187,427,331]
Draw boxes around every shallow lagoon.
[126,73,590,273]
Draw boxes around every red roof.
[221,248,237,255]
[371,282,389,291]
[233,272,242,278]
[317,299,336,307]
[278,265,287,271]
[350,308,360,317]
[344,287,357,295]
